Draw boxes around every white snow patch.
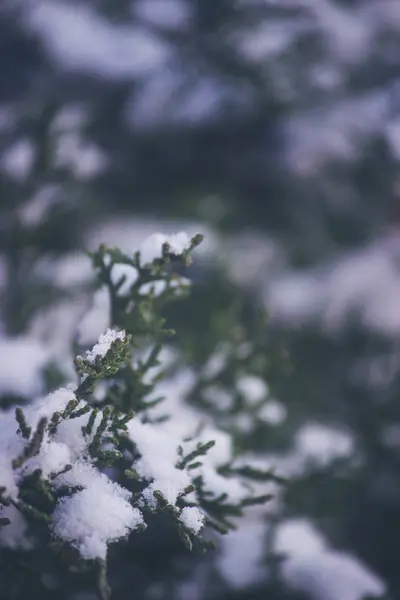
[81,328,126,364]
[0,336,49,397]
[24,0,170,79]
[139,232,191,265]
[179,506,205,534]
[237,375,268,406]
[1,139,35,181]
[218,520,266,588]
[53,467,143,559]
[276,519,386,600]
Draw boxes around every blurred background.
[1,1,400,599]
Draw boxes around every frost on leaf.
[81,328,126,364]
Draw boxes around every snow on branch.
[0,232,277,600]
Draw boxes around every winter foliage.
[1,1,399,599]
[0,233,276,599]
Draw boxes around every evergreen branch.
[15,407,31,439]
[177,440,216,469]
[12,417,47,468]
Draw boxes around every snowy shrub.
[0,232,278,600]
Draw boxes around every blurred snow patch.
[201,344,230,379]
[275,519,325,555]
[285,91,388,173]
[24,0,170,78]
[78,287,110,346]
[259,399,287,426]
[128,70,244,128]
[35,253,93,288]
[237,21,298,63]
[30,299,88,380]
[52,104,88,132]
[18,185,61,227]
[0,336,48,397]
[295,423,353,467]
[111,262,138,295]
[134,0,191,28]
[1,138,35,181]
[203,385,234,411]
[351,350,400,391]
[276,519,386,600]
[304,0,373,64]
[237,375,268,406]
[266,231,400,335]
[54,131,107,179]
[218,521,266,588]
[223,232,280,287]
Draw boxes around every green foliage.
[0,234,282,600]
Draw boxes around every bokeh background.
[1,1,400,599]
